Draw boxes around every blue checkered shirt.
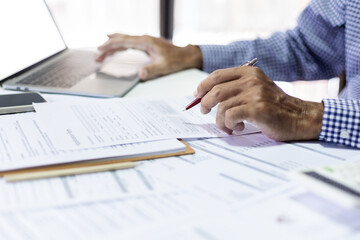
[199,0,360,148]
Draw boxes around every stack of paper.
[32,96,259,149]
[1,133,359,239]
[0,96,259,172]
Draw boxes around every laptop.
[0,0,140,98]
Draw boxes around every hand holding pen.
[184,58,258,111]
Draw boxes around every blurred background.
[46,0,339,101]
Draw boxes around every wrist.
[181,44,203,70]
[298,101,324,140]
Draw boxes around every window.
[46,0,159,48]
[173,0,310,45]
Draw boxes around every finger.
[139,61,168,81]
[97,39,129,52]
[195,66,251,98]
[98,34,151,52]
[95,49,116,62]
[200,80,243,114]
[232,122,245,131]
[97,37,119,51]
[224,105,251,131]
[215,97,246,134]
[95,47,128,62]
[216,108,232,134]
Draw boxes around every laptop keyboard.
[18,51,98,88]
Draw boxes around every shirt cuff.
[319,99,360,148]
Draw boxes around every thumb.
[139,62,168,81]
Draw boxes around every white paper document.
[1,133,360,239]
[0,163,191,211]
[33,96,259,150]
[0,113,185,171]
[0,187,231,240]
[148,134,355,206]
[122,187,360,240]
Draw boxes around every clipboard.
[0,139,194,177]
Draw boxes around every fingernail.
[193,90,198,97]
[200,107,208,114]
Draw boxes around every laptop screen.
[0,0,66,81]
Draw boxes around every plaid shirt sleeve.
[198,1,344,81]
[198,0,360,148]
[320,99,360,148]
[198,0,345,82]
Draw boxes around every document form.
[0,164,191,210]
[2,132,355,211]
[0,113,185,171]
[33,96,259,150]
[2,132,358,211]
[0,186,232,240]
[121,186,360,240]
[146,133,356,206]
[1,133,360,239]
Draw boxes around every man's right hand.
[96,34,203,81]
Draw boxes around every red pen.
[184,97,201,111]
[183,58,258,111]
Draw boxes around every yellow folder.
[0,139,194,177]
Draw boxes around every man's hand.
[195,66,324,141]
[96,34,202,81]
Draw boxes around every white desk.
[125,68,208,98]
[0,69,359,240]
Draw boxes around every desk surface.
[0,69,359,240]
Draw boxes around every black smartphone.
[0,92,46,115]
